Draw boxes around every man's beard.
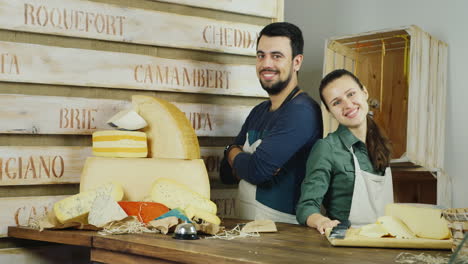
[260,72,292,95]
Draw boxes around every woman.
[296,69,393,234]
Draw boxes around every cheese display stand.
[81,95,211,201]
[322,25,449,207]
[75,95,219,224]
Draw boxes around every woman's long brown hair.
[319,69,392,171]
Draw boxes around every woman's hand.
[316,218,340,235]
[306,213,340,235]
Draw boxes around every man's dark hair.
[257,22,304,58]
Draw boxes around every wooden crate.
[323,25,449,206]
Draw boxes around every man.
[220,22,323,224]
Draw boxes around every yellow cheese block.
[385,204,450,239]
[92,130,147,158]
[132,95,200,159]
[151,178,216,215]
[54,182,124,224]
[376,216,416,239]
[80,157,210,201]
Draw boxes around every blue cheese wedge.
[88,195,128,228]
[53,182,124,224]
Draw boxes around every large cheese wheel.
[385,204,450,239]
[132,95,200,159]
[92,130,147,158]
[80,157,210,201]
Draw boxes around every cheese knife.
[328,219,351,239]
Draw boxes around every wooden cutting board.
[326,228,452,250]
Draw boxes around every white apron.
[236,133,298,224]
[347,148,394,227]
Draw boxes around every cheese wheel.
[92,130,148,158]
[80,157,210,201]
[151,178,216,215]
[132,95,200,159]
[385,203,450,239]
[54,182,124,224]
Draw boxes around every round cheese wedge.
[92,130,148,158]
[132,95,200,159]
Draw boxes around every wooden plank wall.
[0,0,282,258]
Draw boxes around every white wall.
[285,0,467,208]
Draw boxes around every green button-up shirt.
[296,124,384,225]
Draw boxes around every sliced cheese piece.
[107,109,148,130]
[92,130,147,158]
[132,95,200,159]
[80,157,210,201]
[185,205,221,225]
[54,182,123,224]
[359,223,388,238]
[88,195,128,227]
[377,216,416,239]
[151,178,216,215]
[385,203,450,239]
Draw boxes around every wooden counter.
[8,219,450,264]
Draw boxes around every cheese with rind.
[107,109,148,130]
[132,95,200,159]
[80,157,210,201]
[185,205,221,225]
[54,182,123,224]
[385,204,450,239]
[151,178,216,214]
[92,130,147,158]
[88,195,128,227]
[118,201,169,223]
